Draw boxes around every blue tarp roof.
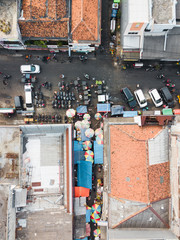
[86,209,91,222]
[76,105,88,114]
[75,238,88,240]
[97,103,111,112]
[111,105,124,116]
[74,141,83,151]
[80,128,90,142]
[123,111,138,117]
[77,161,92,189]
[94,141,103,164]
[74,151,85,164]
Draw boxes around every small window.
[128,32,138,35]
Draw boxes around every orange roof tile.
[110,125,170,204]
[19,0,68,39]
[130,22,144,31]
[148,162,170,202]
[71,0,99,42]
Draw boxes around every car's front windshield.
[156,98,162,104]
[31,66,35,72]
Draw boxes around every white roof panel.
[128,0,149,23]
[124,36,140,49]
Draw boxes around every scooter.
[84,73,90,80]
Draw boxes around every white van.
[134,89,147,108]
[24,84,33,110]
[149,88,163,107]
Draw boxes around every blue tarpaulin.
[80,128,90,142]
[76,105,88,114]
[75,238,88,240]
[97,103,111,112]
[74,141,85,164]
[111,9,118,18]
[94,141,103,164]
[123,111,138,117]
[86,209,91,222]
[74,141,83,151]
[77,161,92,189]
[74,151,85,164]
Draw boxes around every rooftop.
[71,0,101,43]
[18,0,69,39]
[110,124,170,204]
[0,0,19,40]
[152,0,174,24]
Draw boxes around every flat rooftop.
[152,0,174,24]
[0,126,20,184]
[0,0,19,40]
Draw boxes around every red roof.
[71,0,100,42]
[19,0,69,39]
[110,125,170,203]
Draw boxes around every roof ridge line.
[149,206,169,228]
[112,205,150,229]
[83,21,96,39]
[71,0,84,34]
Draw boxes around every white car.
[134,89,147,108]
[24,83,34,111]
[149,88,163,107]
[20,64,40,74]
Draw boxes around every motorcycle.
[84,73,90,80]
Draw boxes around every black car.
[159,86,174,108]
[121,87,137,108]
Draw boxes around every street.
[0,52,180,117]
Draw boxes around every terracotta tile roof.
[18,0,68,39]
[148,162,170,202]
[110,125,170,204]
[71,0,99,42]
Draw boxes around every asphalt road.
[0,51,180,122]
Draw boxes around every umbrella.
[66,109,76,118]
[85,155,94,163]
[81,120,90,129]
[75,121,82,129]
[83,141,92,150]
[85,150,94,158]
[95,112,102,120]
[90,212,101,223]
[95,128,103,136]
[85,128,94,138]
[91,204,101,214]
[96,133,103,145]
[94,228,101,237]
[83,113,91,121]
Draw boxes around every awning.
[74,141,83,151]
[77,161,92,189]
[75,238,88,240]
[0,108,15,113]
[86,209,91,222]
[74,151,85,164]
[94,141,103,164]
[75,187,90,198]
[173,109,180,115]
[123,111,138,117]
[97,103,111,112]
[162,108,173,115]
[76,105,88,114]
[111,105,124,116]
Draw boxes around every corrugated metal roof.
[14,188,27,207]
[148,128,169,165]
